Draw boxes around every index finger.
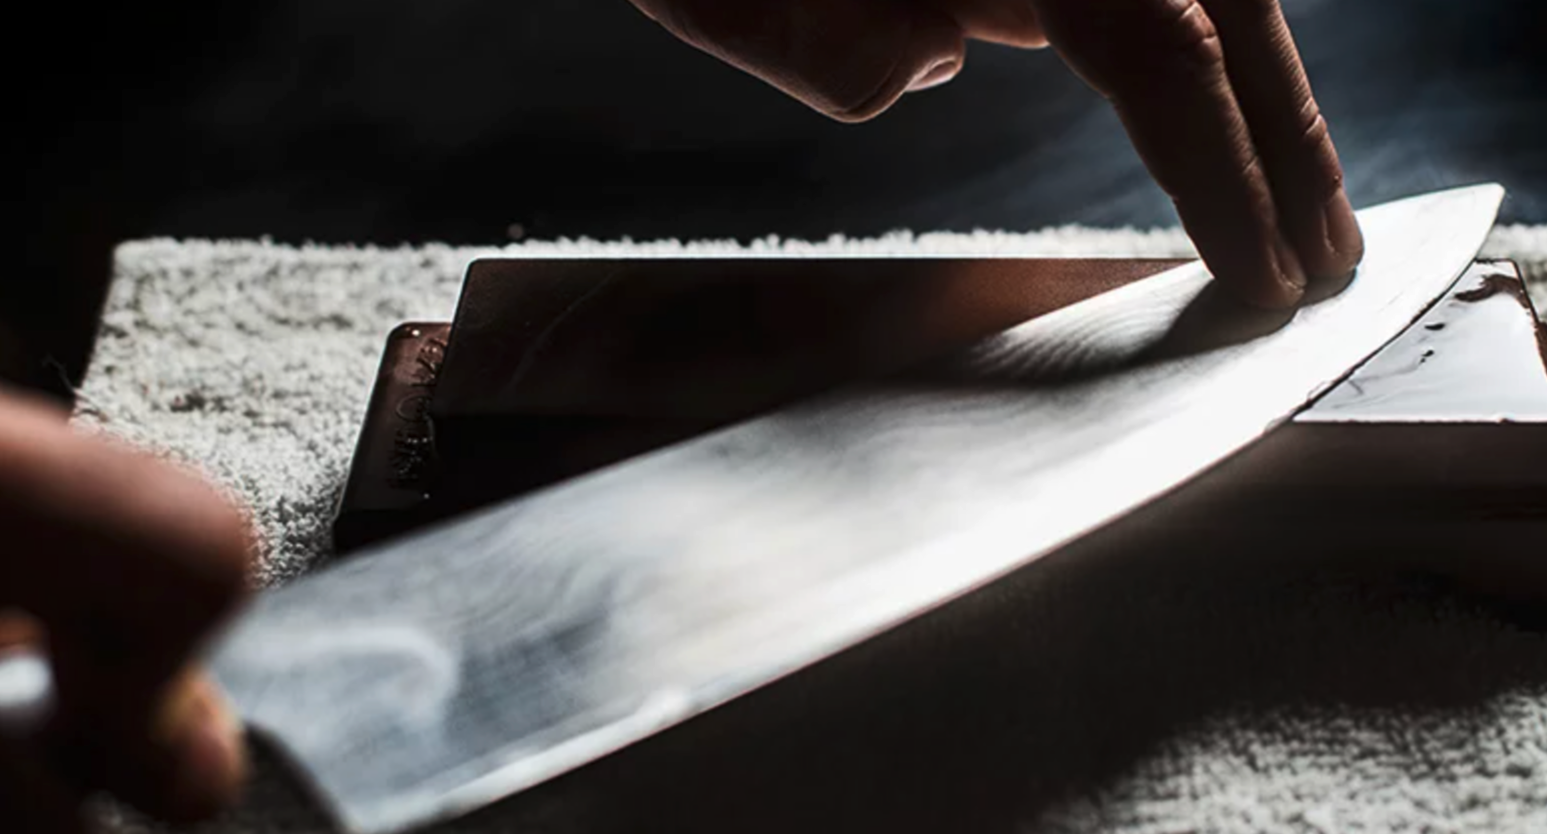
[1033,0,1307,308]
[0,394,247,704]
[0,390,250,817]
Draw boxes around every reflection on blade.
[211,185,1505,834]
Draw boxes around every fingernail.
[1293,189,1364,280]
[908,58,960,92]
[153,674,204,744]
[165,677,246,816]
[189,697,244,794]
[1274,234,1309,303]
[1322,189,1365,271]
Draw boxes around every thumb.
[631,0,965,122]
[53,667,247,824]
[0,618,245,823]
[143,669,247,821]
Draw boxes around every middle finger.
[1194,0,1363,280]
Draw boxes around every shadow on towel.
[218,511,1547,834]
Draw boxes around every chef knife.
[10,185,1507,833]
[210,184,1502,833]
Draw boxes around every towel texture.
[78,227,1547,834]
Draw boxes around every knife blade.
[207,184,1502,834]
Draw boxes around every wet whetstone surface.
[336,259,1545,558]
[336,259,1187,549]
[430,258,1183,526]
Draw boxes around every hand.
[629,0,1364,309]
[0,388,250,832]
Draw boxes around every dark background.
[81,0,1547,243]
[9,3,1544,827]
[7,0,1546,400]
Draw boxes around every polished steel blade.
[210,185,1504,834]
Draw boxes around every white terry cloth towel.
[75,226,1547,834]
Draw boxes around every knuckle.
[823,17,964,122]
[1236,0,1287,18]
[1049,0,1229,94]
[820,64,906,122]
[1286,101,1346,194]
[1294,99,1329,146]
[1233,153,1270,196]
[1152,0,1227,78]
[1296,108,1338,169]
